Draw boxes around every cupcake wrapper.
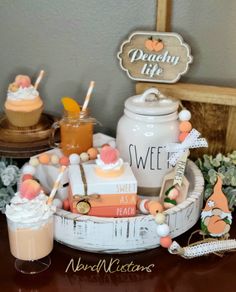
[5,106,43,127]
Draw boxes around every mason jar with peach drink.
[50,81,97,156]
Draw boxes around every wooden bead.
[80,152,89,162]
[60,156,70,166]
[179,132,189,142]
[147,200,163,216]
[138,199,150,214]
[160,236,172,248]
[29,157,39,167]
[63,199,70,211]
[51,154,59,165]
[69,153,80,165]
[87,147,98,160]
[179,121,192,132]
[39,154,50,164]
[156,224,170,237]
[178,109,191,121]
[155,213,166,224]
[22,164,36,175]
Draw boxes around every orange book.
[88,205,136,217]
[68,186,137,216]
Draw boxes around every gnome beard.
[201,208,232,237]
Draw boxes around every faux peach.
[15,75,31,88]
[22,174,33,182]
[147,201,163,216]
[100,146,119,164]
[19,179,41,200]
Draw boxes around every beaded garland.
[164,107,192,210]
[21,146,100,208]
[137,198,172,248]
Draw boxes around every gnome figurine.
[201,176,232,237]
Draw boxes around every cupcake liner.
[5,106,43,127]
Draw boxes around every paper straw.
[82,81,95,112]
[34,70,45,89]
[47,165,66,205]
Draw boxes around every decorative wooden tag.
[117,31,192,83]
[159,153,189,209]
[159,170,189,207]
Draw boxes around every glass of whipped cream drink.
[5,179,55,274]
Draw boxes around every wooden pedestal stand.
[136,0,236,158]
[0,113,59,158]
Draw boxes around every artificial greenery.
[195,151,236,209]
[0,158,20,213]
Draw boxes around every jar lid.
[125,88,179,116]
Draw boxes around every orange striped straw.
[34,70,45,90]
[47,165,67,205]
[81,81,95,112]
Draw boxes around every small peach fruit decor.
[168,176,236,259]
[144,37,164,52]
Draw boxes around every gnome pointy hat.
[203,176,230,213]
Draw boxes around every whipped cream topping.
[96,155,123,171]
[7,85,39,101]
[5,192,55,224]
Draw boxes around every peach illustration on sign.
[201,176,232,237]
[145,38,164,52]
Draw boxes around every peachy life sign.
[117,31,193,83]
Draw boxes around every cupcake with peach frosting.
[4,73,44,127]
[95,146,124,178]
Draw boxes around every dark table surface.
[1,213,236,292]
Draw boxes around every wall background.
[0,0,235,135]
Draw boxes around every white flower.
[207,200,215,208]
[0,165,19,186]
[1,172,14,186]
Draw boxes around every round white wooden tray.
[53,160,204,254]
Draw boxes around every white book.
[69,163,137,196]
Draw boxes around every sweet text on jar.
[128,144,171,170]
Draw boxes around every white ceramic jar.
[116,88,179,196]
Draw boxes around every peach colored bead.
[87,147,98,160]
[160,236,172,248]
[38,154,50,164]
[22,174,33,181]
[63,199,70,211]
[147,201,163,216]
[60,156,70,166]
[179,121,192,132]
[179,132,189,142]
